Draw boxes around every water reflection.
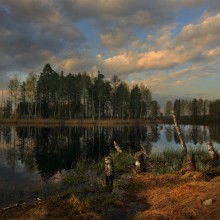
[165,126,173,143]
[0,124,220,182]
[210,124,220,143]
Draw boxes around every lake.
[0,124,220,206]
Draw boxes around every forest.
[1,63,220,122]
[1,64,157,119]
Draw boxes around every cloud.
[177,13,220,48]
[1,0,84,43]
[206,47,220,57]
[100,46,192,75]
[0,0,219,99]
[100,29,134,49]
[0,0,86,80]
[102,52,140,76]
[137,46,191,69]
[129,65,215,95]
[96,12,220,76]
[60,0,206,29]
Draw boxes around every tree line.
[164,98,220,123]
[1,64,160,119]
[1,63,220,122]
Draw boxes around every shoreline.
[0,118,166,126]
[0,116,214,126]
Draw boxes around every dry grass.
[0,193,103,220]
[1,171,220,219]
[133,173,220,220]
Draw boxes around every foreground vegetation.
[1,147,220,219]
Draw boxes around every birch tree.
[25,72,38,118]
[8,76,20,116]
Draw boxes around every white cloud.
[177,13,220,48]
[95,12,220,76]
[206,47,220,57]
[137,47,190,69]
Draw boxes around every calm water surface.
[0,124,220,206]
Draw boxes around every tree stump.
[134,151,146,174]
[207,141,219,161]
[104,156,115,192]
[183,153,196,172]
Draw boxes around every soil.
[1,172,220,220]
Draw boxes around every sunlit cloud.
[177,13,220,47]
[129,65,215,95]
[97,12,220,76]
[206,47,220,57]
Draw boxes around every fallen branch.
[1,201,26,212]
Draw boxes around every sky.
[0,0,220,105]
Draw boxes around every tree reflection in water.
[0,124,218,181]
[165,126,173,143]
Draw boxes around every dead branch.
[113,141,122,154]
[1,201,26,212]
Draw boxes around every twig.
[1,202,26,212]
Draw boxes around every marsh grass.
[148,148,184,172]
[58,147,219,195]
[34,146,219,200]
[110,151,134,174]
[148,146,219,173]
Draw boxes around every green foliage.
[165,100,173,116]
[129,85,142,118]
[110,152,134,173]
[7,64,160,120]
[3,100,12,118]
[8,75,20,115]
[209,100,220,122]
[149,146,220,173]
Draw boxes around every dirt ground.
[1,172,220,220]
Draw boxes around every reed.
[149,146,220,173]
